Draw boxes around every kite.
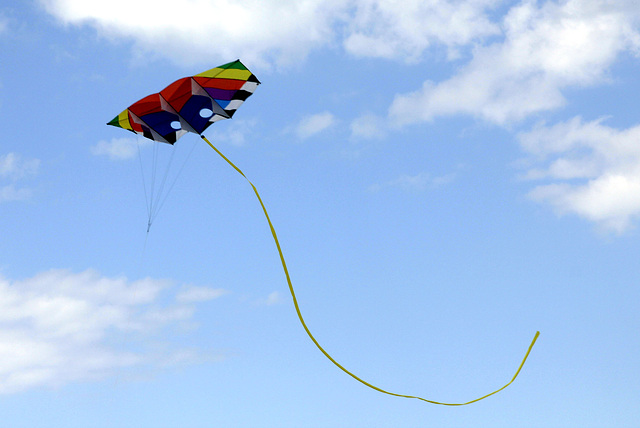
[108,59,539,405]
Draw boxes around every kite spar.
[108,59,539,405]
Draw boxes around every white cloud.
[39,0,344,68]
[176,286,228,303]
[295,111,336,139]
[344,0,499,61]
[519,116,640,233]
[39,0,502,67]
[91,137,148,160]
[0,269,224,394]
[389,0,640,126]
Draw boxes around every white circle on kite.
[170,121,181,130]
[199,108,214,118]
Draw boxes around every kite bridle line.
[200,134,540,406]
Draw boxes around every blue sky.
[1,0,639,426]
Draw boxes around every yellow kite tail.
[200,134,539,406]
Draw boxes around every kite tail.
[200,134,539,406]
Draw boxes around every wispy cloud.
[518,116,640,233]
[91,137,149,160]
[350,113,387,140]
[253,291,282,306]
[264,291,281,306]
[0,269,226,394]
[369,170,457,193]
[0,184,31,202]
[176,285,228,303]
[0,153,40,203]
[208,119,257,147]
[0,153,39,180]
[295,112,336,140]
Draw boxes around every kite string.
[149,140,178,225]
[136,136,152,227]
[150,137,199,228]
[149,137,159,219]
[137,137,198,232]
[200,134,539,406]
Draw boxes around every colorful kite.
[108,59,539,405]
[108,60,259,143]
